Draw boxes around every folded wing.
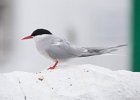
[78,44,127,57]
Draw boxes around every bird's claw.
[47,67,55,70]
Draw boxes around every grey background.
[0,0,131,72]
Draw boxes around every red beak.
[21,36,33,40]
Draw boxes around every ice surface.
[0,64,140,100]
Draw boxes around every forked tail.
[79,44,127,57]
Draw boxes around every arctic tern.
[22,29,126,70]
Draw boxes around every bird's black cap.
[31,29,52,36]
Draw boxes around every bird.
[21,29,127,70]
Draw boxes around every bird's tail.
[79,44,127,57]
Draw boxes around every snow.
[0,64,140,100]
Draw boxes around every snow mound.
[0,64,140,100]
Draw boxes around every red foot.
[48,66,57,70]
[48,60,58,70]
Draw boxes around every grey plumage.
[34,34,126,61]
[79,44,127,57]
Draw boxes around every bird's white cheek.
[33,37,42,43]
[33,34,47,42]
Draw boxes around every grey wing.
[47,39,79,60]
[78,44,127,57]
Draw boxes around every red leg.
[48,60,59,70]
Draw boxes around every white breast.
[33,34,53,60]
